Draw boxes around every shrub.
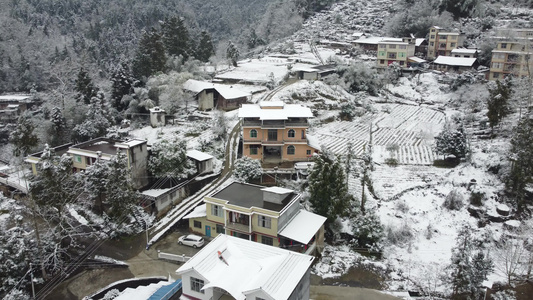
[385,158,398,166]
[386,222,414,246]
[233,156,263,183]
[443,189,464,210]
[469,191,485,206]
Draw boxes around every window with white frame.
[258,215,271,229]
[211,204,223,217]
[288,129,295,138]
[190,277,205,293]
[399,45,407,49]
[250,129,257,138]
[389,44,396,49]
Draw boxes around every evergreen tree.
[106,151,139,221]
[72,93,112,142]
[49,107,68,146]
[487,79,512,130]
[9,113,39,157]
[148,138,195,179]
[161,17,191,59]
[506,116,533,213]
[226,41,240,67]
[132,28,166,79]
[308,152,351,223]
[448,226,493,299]
[434,123,468,159]
[75,68,98,105]
[351,204,384,251]
[196,31,215,62]
[110,64,135,111]
[84,157,109,215]
[247,28,265,49]
[233,157,263,183]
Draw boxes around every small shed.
[186,150,214,174]
[149,107,166,127]
[432,56,479,73]
[293,64,337,80]
[183,79,251,111]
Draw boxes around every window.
[398,52,406,58]
[501,43,507,49]
[379,44,386,48]
[190,277,205,294]
[250,145,259,155]
[439,35,447,40]
[287,145,295,155]
[492,62,502,69]
[378,51,386,57]
[400,61,405,66]
[211,204,223,217]
[288,129,295,138]
[493,72,500,79]
[216,224,224,234]
[388,53,396,59]
[439,43,446,48]
[389,44,396,49]
[306,150,311,155]
[380,59,385,64]
[74,155,82,163]
[399,45,407,49]
[261,236,273,246]
[258,216,271,229]
[431,29,435,33]
[430,35,435,39]
[450,43,456,47]
[452,35,457,40]
[194,221,202,228]
[256,298,267,300]
[250,129,257,138]
[430,42,434,46]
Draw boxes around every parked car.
[178,234,204,248]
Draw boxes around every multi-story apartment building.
[26,137,149,189]
[238,101,319,163]
[427,26,465,59]
[185,182,326,255]
[376,38,416,68]
[489,28,533,80]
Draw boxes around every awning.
[278,210,326,244]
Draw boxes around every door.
[206,225,211,237]
[267,129,278,141]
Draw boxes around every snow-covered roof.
[408,56,427,63]
[114,280,174,300]
[433,56,477,67]
[183,204,207,219]
[186,150,214,162]
[451,48,478,54]
[306,134,321,151]
[141,188,172,198]
[355,37,386,44]
[278,210,326,244]
[238,103,313,120]
[261,186,294,195]
[439,32,461,35]
[183,79,251,100]
[149,107,165,113]
[0,95,31,101]
[176,234,313,300]
[66,149,112,160]
[379,38,404,43]
[116,139,146,148]
[352,32,366,37]
[415,38,426,46]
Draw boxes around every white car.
[178,234,204,248]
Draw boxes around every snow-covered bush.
[385,222,414,246]
[351,210,384,252]
[492,289,516,300]
[443,189,464,210]
[233,156,263,183]
[102,288,120,300]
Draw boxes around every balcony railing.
[243,138,308,144]
[225,221,251,233]
[242,120,308,128]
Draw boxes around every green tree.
[75,68,98,105]
[506,117,533,213]
[434,123,468,159]
[132,28,167,79]
[148,138,195,179]
[308,152,351,223]
[196,31,215,62]
[161,17,191,59]
[448,226,493,299]
[9,113,39,157]
[487,79,512,130]
[106,151,139,221]
[226,41,240,67]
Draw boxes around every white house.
[176,234,314,300]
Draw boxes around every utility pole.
[30,263,35,299]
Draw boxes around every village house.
[26,137,149,189]
[0,94,40,124]
[427,26,465,59]
[176,234,314,300]
[184,182,326,255]
[451,48,479,58]
[239,101,319,164]
[415,38,428,57]
[183,79,251,111]
[292,63,336,80]
[376,38,416,68]
[489,28,533,80]
[432,56,479,73]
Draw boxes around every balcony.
[243,119,261,127]
[225,221,251,233]
[242,119,309,129]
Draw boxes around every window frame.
[261,235,273,246]
[287,145,295,155]
[193,220,202,228]
[250,129,258,138]
[250,145,258,155]
[288,129,295,138]
[211,204,223,217]
[216,224,224,234]
[190,277,205,294]
[258,215,272,229]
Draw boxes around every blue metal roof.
[148,279,182,300]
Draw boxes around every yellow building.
[238,101,319,164]
[427,26,465,59]
[377,38,416,68]
[489,28,533,80]
[184,182,327,255]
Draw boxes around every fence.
[158,251,191,263]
